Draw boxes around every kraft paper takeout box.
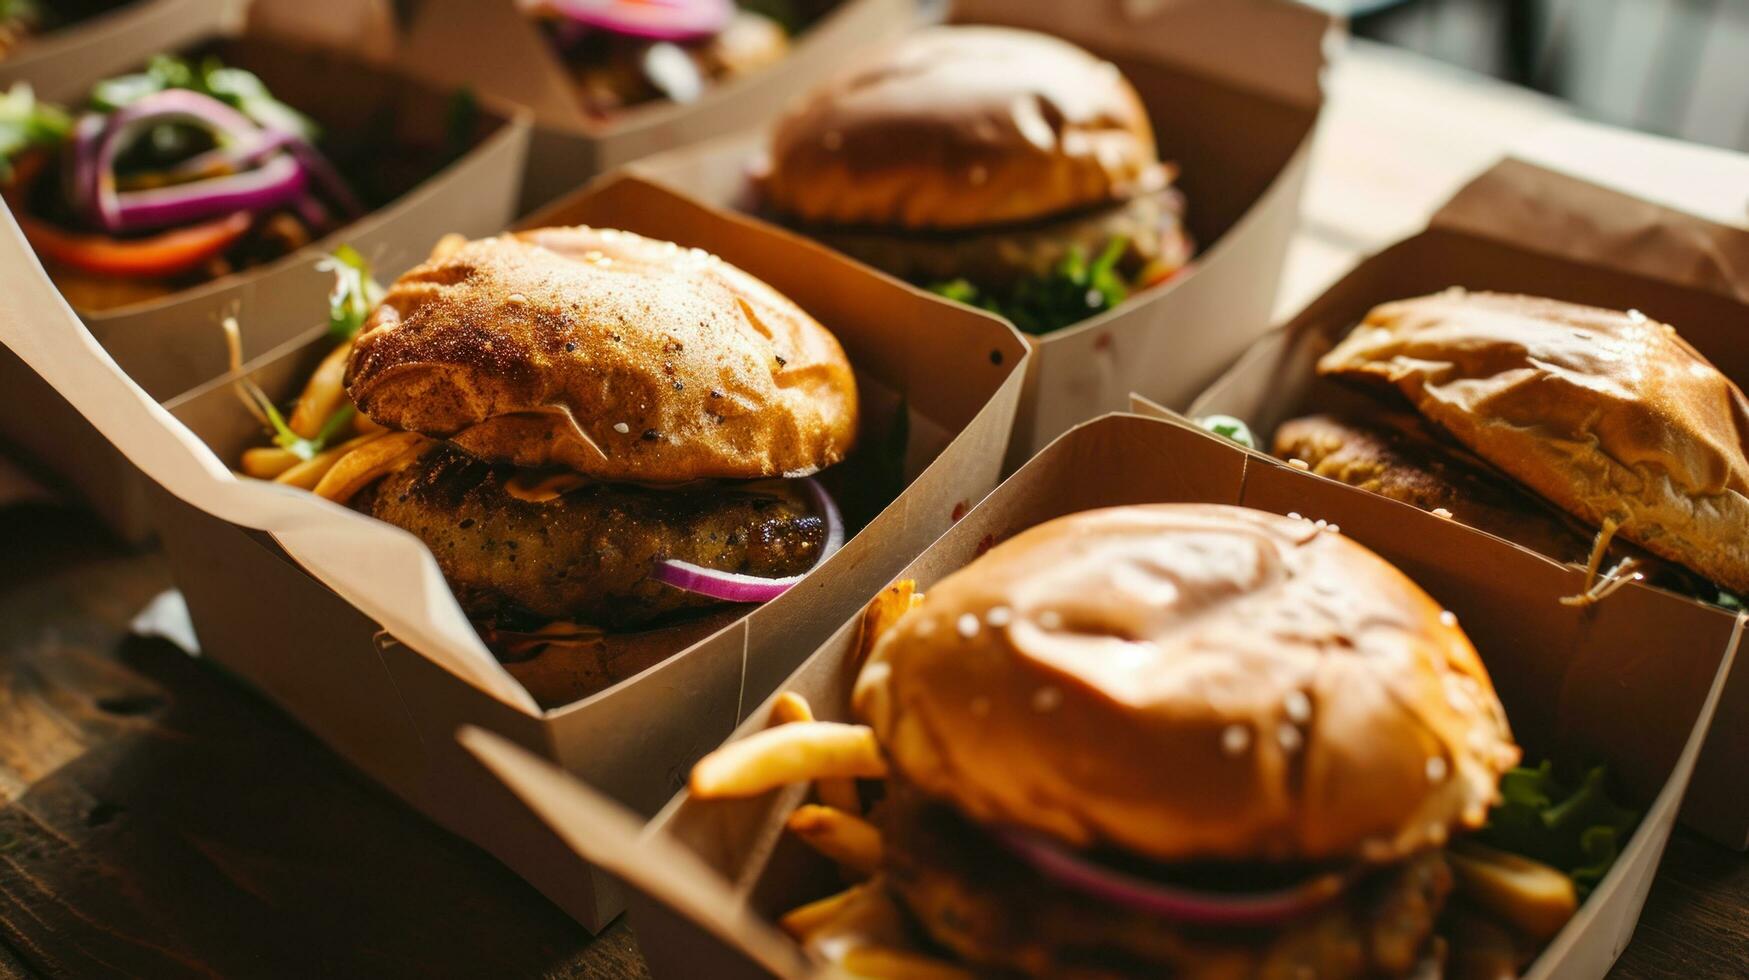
[399,0,917,212]
[0,0,249,95]
[0,17,530,541]
[1185,156,1749,850]
[628,0,1330,470]
[459,412,1744,979]
[141,173,1029,929]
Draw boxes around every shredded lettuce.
[0,82,69,181]
[89,55,319,141]
[1478,761,1639,899]
[318,244,384,342]
[929,236,1132,335]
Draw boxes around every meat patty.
[1274,412,1599,566]
[800,185,1191,289]
[361,445,826,630]
[879,788,1451,979]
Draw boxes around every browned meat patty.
[801,184,1191,289]
[1274,412,1599,566]
[361,445,826,630]
[879,787,1451,979]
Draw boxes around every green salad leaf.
[318,244,384,342]
[929,236,1132,335]
[89,55,320,141]
[1197,415,1257,450]
[1478,761,1639,899]
[0,82,69,181]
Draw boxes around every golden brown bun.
[1319,290,1749,594]
[1274,412,1597,565]
[346,228,858,483]
[852,504,1518,866]
[763,26,1165,231]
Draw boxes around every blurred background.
[1328,0,1749,152]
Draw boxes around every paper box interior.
[148,173,1027,929]
[460,412,1743,980]
[0,0,246,95]
[1187,158,1749,849]
[628,0,1329,470]
[0,24,529,542]
[399,0,916,211]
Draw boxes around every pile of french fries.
[689,581,969,977]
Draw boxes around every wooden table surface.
[3,40,1748,980]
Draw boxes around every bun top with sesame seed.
[345,227,858,483]
[761,26,1165,232]
[852,503,1519,865]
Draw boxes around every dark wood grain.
[0,503,646,980]
[0,500,1744,978]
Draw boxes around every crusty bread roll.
[346,227,858,483]
[1319,290,1749,593]
[853,504,1518,865]
[763,26,1165,231]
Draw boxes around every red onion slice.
[651,478,844,603]
[89,89,263,232]
[109,153,306,232]
[535,0,733,41]
[994,827,1354,928]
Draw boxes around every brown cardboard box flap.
[0,0,246,98]
[458,727,812,978]
[954,0,1327,109]
[1432,157,1749,304]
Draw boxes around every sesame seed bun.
[852,504,1518,865]
[345,227,858,483]
[1319,290,1749,594]
[762,26,1165,231]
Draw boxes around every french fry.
[689,722,887,799]
[1448,840,1578,941]
[240,446,301,479]
[840,946,977,980]
[770,691,815,726]
[767,693,862,813]
[287,339,354,439]
[853,580,921,668]
[312,431,434,504]
[273,432,385,490]
[778,882,868,940]
[786,805,883,877]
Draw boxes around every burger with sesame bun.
[839,504,1561,978]
[238,227,859,704]
[756,25,1194,335]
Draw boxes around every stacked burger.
[241,227,860,704]
[1271,290,1749,607]
[757,26,1194,334]
[693,505,1584,978]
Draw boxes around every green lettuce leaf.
[1478,760,1639,899]
[928,236,1133,335]
[0,82,69,181]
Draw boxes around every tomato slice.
[16,209,252,278]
